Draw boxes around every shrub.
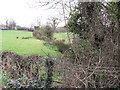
[33,29,42,39]
[42,25,53,40]
[33,25,53,40]
[2,51,55,88]
[53,41,70,53]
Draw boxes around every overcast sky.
[0,0,64,27]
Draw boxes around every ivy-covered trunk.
[45,59,54,89]
[116,2,120,89]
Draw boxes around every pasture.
[54,32,74,43]
[0,30,66,57]
[0,30,73,87]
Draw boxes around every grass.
[0,30,63,57]
[0,30,73,87]
[54,32,74,43]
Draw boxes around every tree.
[60,2,120,88]
[116,2,120,62]
[48,17,60,32]
[30,0,78,43]
[35,17,41,27]
[31,0,77,25]
[31,0,120,88]
[6,18,16,30]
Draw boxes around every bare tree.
[30,0,77,24]
[28,0,78,43]
[35,17,42,27]
[6,18,16,30]
[30,23,35,29]
[48,17,60,32]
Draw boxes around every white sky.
[0,0,64,27]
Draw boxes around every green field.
[0,30,69,57]
[54,32,74,43]
[0,30,73,57]
[0,30,74,87]
[0,30,72,87]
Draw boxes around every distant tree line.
[16,25,34,32]
[0,18,34,32]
